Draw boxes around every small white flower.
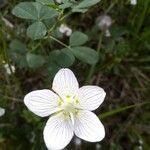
[139,139,143,145]
[96,15,112,37]
[96,15,112,31]
[96,143,101,150]
[130,0,137,5]
[0,107,5,117]
[138,146,143,150]
[74,137,82,146]
[4,64,15,75]
[105,29,111,37]
[59,24,72,36]
[24,68,106,150]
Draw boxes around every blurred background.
[0,0,150,149]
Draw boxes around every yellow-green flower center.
[58,95,80,119]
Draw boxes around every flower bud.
[4,64,15,75]
[130,0,137,5]
[59,24,72,36]
[0,107,5,117]
[96,15,112,31]
[74,137,82,146]
[96,143,101,150]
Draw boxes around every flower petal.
[77,86,106,111]
[24,90,60,117]
[52,68,79,98]
[74,110,105,142]
[43,113,74,150]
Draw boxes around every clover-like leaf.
[70,31,88,46]
[75,0,100,9]
[12,2,58,20]
[72,46,99,65]
[27,21,47,40]
[49,49,75,67]
[26,53,45,68]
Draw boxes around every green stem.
[60,11,72,21]
[105,0,117,14]
[48,35,72,50]
[99,102,150,119]
[85,33,103,84]
[136,0,149,34]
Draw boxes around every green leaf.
[49,49,75,67]
[12,2,38,20]
[70,31,88,46]
[12,2,58,20]
[75,0,100,9]
[72,8,88,13]
[27,21,47,40]
[57,48,75,67]
[59,2,74,9]
[26,53,45,68]
[72,46,99,65]
[47,63,60,78]
[36,0,54,5]
[9,39,26,54]
[7,52,28,68]
[8,40,28,68]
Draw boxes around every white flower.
[74,137,82,146]
[130,0,137,5]
[96,15,112,31]
[4,64,15,75]
[96,15,112,37]
[0,107,5,117]
[59,24,72,36]
[24,68,106,150]
[138,146,143,150]
[105,29,111,37]
[139,139,143,145]
[96,143,101,150]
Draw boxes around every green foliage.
[70,31,88,46]
[9,39,26,54]
[26,53,45,68]
[12,2,58,40]
[8,40,28,68]
[12,2,58,20]
[36,0,55,5]
[72,0,101,12]
[72,46,99,64]
[49,48,75,67]
[74,0,100,9]
[27,21,47,40]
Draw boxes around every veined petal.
[74,110,105,142]
[43,113,74,150]
[77,86,106,111]
[24,90,61,117]
[52,68,79,98]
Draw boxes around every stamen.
[66,95,71,98]
[70,112,74,125]
[75,99,79,104]
[58,98,63,107]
